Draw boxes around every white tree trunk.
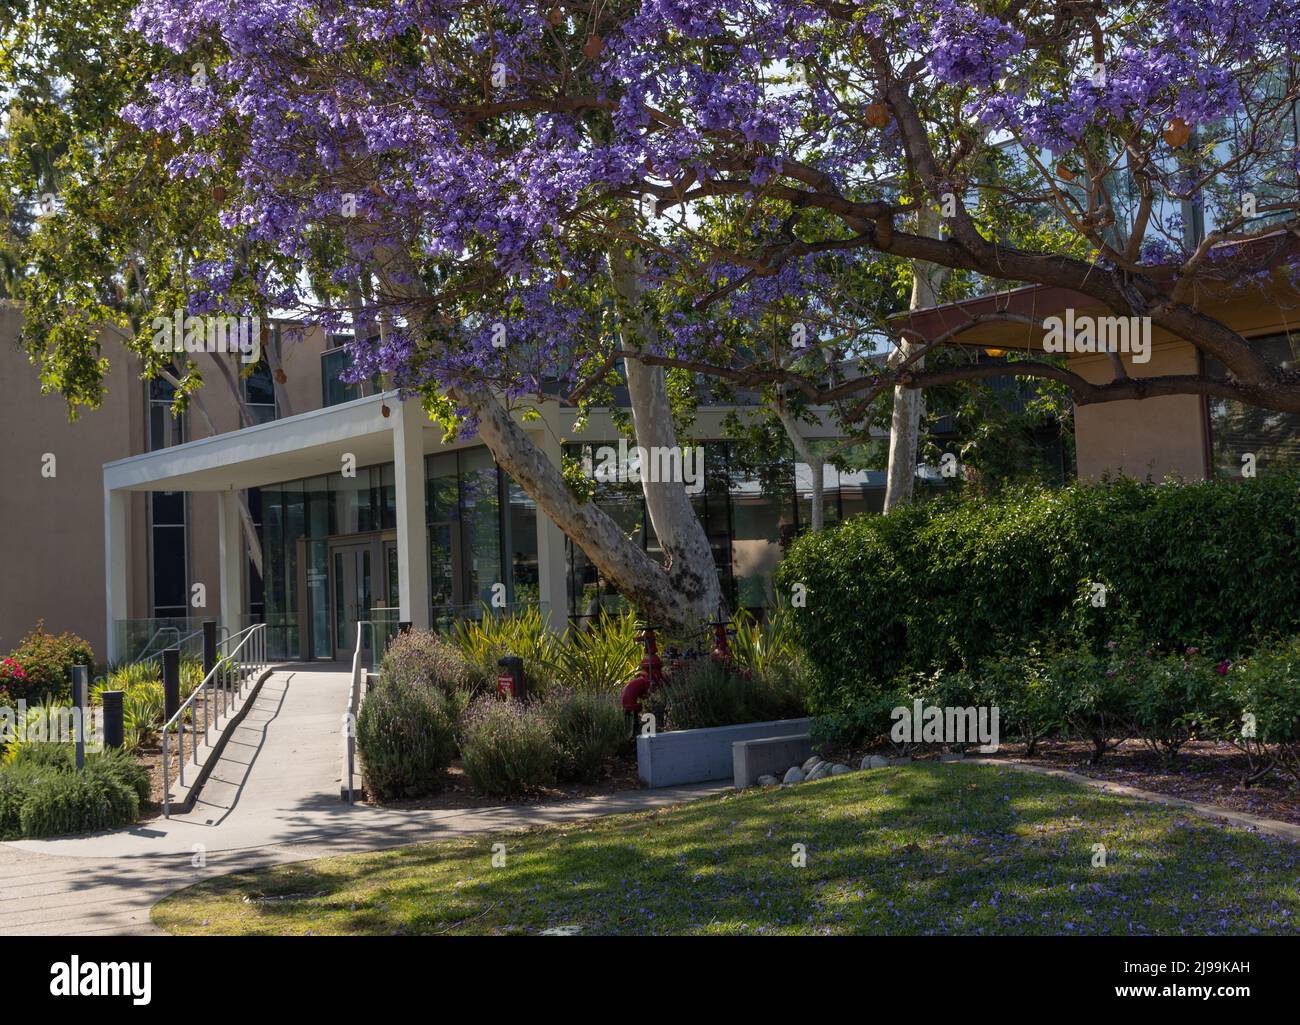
[884,208,947,512]
[774,398,825,532]
[610,251,725,623]
[452,382,713,631]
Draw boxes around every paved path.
[0,665,727,935]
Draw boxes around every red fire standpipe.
[710,620,732,662]
[620,625,665,712]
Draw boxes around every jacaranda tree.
[12,0,1300,627]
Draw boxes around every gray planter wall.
[636,718,813,787]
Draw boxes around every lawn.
[152,763,1300,935]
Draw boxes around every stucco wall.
[1071,337,1208,482]
[0,306,144,657]
[0,309,336,661]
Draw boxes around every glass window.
[728,444,796,611]
[148,373,185,451]
[1207,332,1300,477]
[321,344,360,407]
[242,361,277,424]
[506,478,539,607]
[426,454,459,613]
[459,448,502,608]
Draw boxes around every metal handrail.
[131,626,180,665]
[342,620,376,805]
[161,623,269,817]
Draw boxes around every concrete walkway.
[0,664,727,935]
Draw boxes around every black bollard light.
[101,690,125,750]
[162,647,181,723]
[202,619,218,679]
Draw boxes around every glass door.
[331,542,373,660]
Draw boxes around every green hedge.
[778,473,1300,718]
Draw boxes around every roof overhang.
[105,392,403,493]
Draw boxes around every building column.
[393,397,431,629]
[218,489,244,637]
[534,422,570,630]
[104,486,130,663]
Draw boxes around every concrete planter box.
[636,718,813,788]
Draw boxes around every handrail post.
[162,729,170,818]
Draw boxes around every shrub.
[1043,649,1131,764]
[0,659,30,697]
[0,747,147,838]
[5,623,95,702]
[541,690,627,782]
[730,607,802,678]
[452,606,561,691]
[0,763,40,838]
[1117,644,1232,767]
[650,660,807,732]
[460,696,557,796]
[18,768,139,838]
[383,629,486,697]
[1224,638,1300,784]
[452,608,642,694]
[121,683,167,752]
[978,652,1060,756]
[778,473,1300,718]
[357,679,457,800]
[544,611,641,693]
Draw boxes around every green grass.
[152,763,1300,936]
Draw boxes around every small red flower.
[1215,659,1232,676]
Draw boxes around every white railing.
[342,620,375,804]
[161,624,268,817]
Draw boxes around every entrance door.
[332,543,374,660]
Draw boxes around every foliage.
[452,608,642,694]
[729,607,802,679]
[649,659,806,732]
[459,696,558,798]
[1111,641,1233,767]
[381,629,485,699]
[120,682,166,752]
[780,473,1300,717]
[356,678,457,801]
[0,746,148,839]
[540,689,628,784]
[976,651,1059,756]
[5,622,94,702]
[451,606,562,691]
[1220,639,1300,785]
[544,611,642,693]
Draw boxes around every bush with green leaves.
[357,678,458,800]
[0,747,149,839]
[778,472,1300,720]
[4,623,95,703]
[1221,639,1300,784]
[460,696,558,797]
[1110,642,1232,767]
[541,690,627,783]
[977,651,1060,756]
[649,659,808,732]
[452,607,641,694]
[381,629,485,700]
